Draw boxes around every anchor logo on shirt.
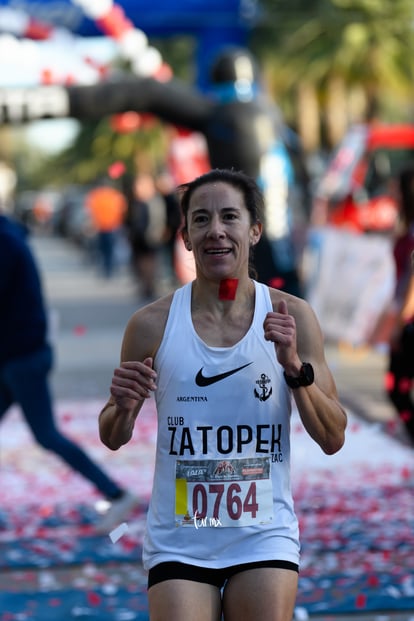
[254,373,273,401]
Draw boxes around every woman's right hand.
[110,357,157,411]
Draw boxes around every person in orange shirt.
[86,181,127,278]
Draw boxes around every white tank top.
[142,280,300,570]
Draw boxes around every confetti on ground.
[0,398,413,619]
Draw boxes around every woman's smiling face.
[184,181,261,281]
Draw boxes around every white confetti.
[109,522,129,543]
[294,606,309,621]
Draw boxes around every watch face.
[284,363,314,388]
[301,363,314,385]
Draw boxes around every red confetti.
[62,411,73,423]
[355,593,366,608]
[121,537,137,551]
[87,591,102,606]
[73,325,87,336]
[218,278,238,300]
[39,505,54,518]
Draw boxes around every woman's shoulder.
[123,291,176,359]
[131,291,175,329]
[267,286,311,316]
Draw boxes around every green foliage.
[251,0,414,120]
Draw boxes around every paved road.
[32,233,140,402]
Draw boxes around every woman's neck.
[191,276,255,314]
[189,277,256,347]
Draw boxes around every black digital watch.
[283,362,314,389]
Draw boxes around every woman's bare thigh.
[222,567,298,621]
[148,579,222,621]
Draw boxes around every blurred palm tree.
[251,0,414,151]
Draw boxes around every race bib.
[175,458,273,527]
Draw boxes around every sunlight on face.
[185,182,255,280]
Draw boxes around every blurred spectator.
[385,163,414,445]
[155,170,182,287]
[125,172,169,300]
[0,202,138,532]
[32,192,56,232]
[85,179,127,278]
[55,185,93,249]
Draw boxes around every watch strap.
[283,362,314,389]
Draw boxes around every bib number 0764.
[192,482,258,521]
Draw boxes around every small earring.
[186,242,192,251]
